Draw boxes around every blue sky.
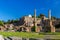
[0,0,60,21]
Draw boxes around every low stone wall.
[0,35,60,40]
[4,37,60,40]
[4,37,44,40]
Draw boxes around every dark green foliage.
[36,16,41,18]
[6,20,11,24]
[0,21,4,26]
[10,19,19,23]
[45,27,51,32]
[5,19,19,24]
[55,24,60,28]
[51,16,56,20]
[31,26,36,32]
[40,14,45,16]
[37,14,45,18]
[32,16,34,18]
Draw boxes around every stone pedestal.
[36,27,40,32]
[51,27,55,32]
[50,20,55,32]
[26,27,31,32]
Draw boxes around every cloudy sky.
[0,0,60,21]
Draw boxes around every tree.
[40,14,45,17]
[6,20,11,24]
[55,24,60,28]
[51,16,56,20]
[5,19,19,24]
[11,19,19,23]
[0,21,4,26]
[37,14,45,18]
[37,16,41,18]
[32,16,34,18]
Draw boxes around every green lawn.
[0,32,60,38]
[0,32,44,38]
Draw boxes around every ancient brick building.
[0,9,55,32]
[18,9,55,32]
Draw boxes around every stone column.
[34,9,37,32]
[48,9,51,20]
[48,9,55,32]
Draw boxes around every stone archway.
[19,27,26,32]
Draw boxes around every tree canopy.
[0,21,4,26]
[5,19,19,24]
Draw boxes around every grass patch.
[0,32,60,38]
[0,32,44,38]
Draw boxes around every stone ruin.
[0,9,55,32]
[15,9,55,32]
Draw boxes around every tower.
[48,9,51,20]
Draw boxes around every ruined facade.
[17,9,55,32]
[0,9,55,32]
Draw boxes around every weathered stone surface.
[0,35,4,40]
[4,37,10,40]
[8,37,22,40]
